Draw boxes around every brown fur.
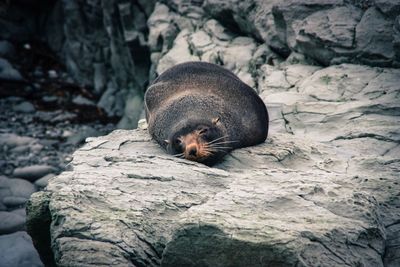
[145,61,269,166]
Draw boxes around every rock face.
[2,0,398,129]
[27,62,400,266]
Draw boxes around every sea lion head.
[165,117,229,165]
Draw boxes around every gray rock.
[0,231,43,267]
[0,211,25,234]
[0,40,16,59]
[355,7,395,66]
[47,70,58,79]
[6,178,37,199]
[294,6,363,65]
[66,126,101,146]
[13,165,57,182]
[72,95,95,106]
[0,58,23,81]
[26,61,400,267]
[34,174,55,189]
[9,145,30,154]
[13,101,35,113]
[2,196,28,208]
[11,208,27,219]
[58,0,148,124]
[0,133,36,148]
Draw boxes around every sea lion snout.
[185,142,200,160]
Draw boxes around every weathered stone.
[355,7,395,66]
[26,63,400,266]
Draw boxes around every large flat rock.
[27,63,400,266]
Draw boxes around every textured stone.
[26,63,399,266]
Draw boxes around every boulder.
[27,63,400,266]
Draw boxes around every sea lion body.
[145,61,269,165]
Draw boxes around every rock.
[13,101,35,113]
[0,176,12,198]
[156,29,200,74]
[0,40,16,59]
[47,70,58,79]
[34,174,55,189]
[0,211,25,234]
[355,7,395,66]
[11,208,27,219]
[2,196,28,208]
[6,178,37,199]
[66,126,101,146]
[13,165,57,182]
[26,61,400,267]
[294,6,363,65]
[72,95,95,106]
[9,145,30,154]
[0,133,36,148]
[0,231,43,267]
[0,58,23,81]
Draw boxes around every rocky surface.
[3,0,399,128]
[0,37,116,267]
[27,62,400,266]
[0,0,398,266]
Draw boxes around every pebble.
[3,196,28,208]
[13,101,35,113]
[42,95,57,103]
[12,165,57,182]
[0,40,16,58]
[0,176,12,199]
[0,231,44,267]
[34,173,55,188]
[0,211,25,234]
[0,133,35,148]
[72,95,95,106]
[10,145,30,154]
[11,208,26,218]
[0,58,24,81]
[67,126,100,145]
[48,70,58,79]
[5,178,37,199]
[30,143,44,153]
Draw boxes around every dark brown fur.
[145,61,269,166]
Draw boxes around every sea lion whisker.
[206,143,233,148]
[208,135,229,144]
[172,152,184,157]
[208,140,238,145]
[209,146,232,149]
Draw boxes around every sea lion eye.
[199,128,208,135]
[175,138,181,145]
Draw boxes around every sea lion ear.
[212,117,220,124]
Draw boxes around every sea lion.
[144,61,269,166]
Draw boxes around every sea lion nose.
[189,147,197,156]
